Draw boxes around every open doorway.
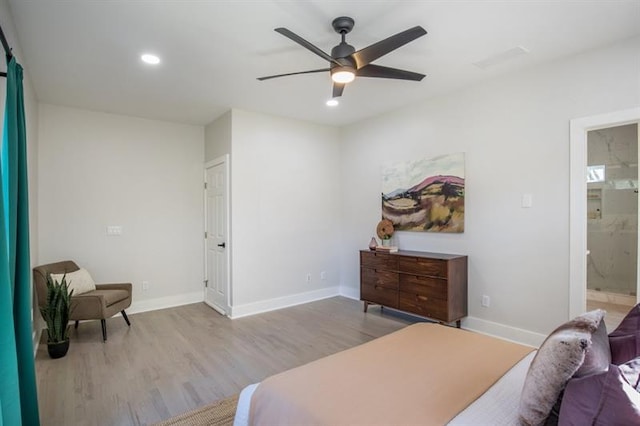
[569,107,640,332]
[585,124,638,330]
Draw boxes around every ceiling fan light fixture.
[331,66,355,84]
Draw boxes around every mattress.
[234,325,534,426]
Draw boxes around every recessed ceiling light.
[141,53,160,65]
[326,99,339,107]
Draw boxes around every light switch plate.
[521,194,533,208]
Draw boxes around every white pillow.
[49,268,96,296]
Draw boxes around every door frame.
[203,154,232,313]
[569,107,640,318]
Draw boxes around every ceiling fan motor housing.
[331,43,356,62]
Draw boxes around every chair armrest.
[70,294,107,319]
[96,283,132,294]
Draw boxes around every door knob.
[217,242,226,248]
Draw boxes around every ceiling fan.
[257,16,427,99]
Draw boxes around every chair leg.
[101,319,107,342]
[121,310,131,327]
[74,320,79,329]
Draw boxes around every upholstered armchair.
[33,260,132,342]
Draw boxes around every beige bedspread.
[249,323,532,426]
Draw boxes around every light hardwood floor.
[35,297,410,426]
[587,299,632,332]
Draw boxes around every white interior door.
[204,157,229,315]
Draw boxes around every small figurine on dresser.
[375,219,398,252]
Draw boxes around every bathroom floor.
[587,299,632,332]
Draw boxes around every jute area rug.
[155,394,239,426]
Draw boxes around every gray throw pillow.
[518,309,605,426]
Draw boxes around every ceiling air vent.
[473,46,530,70]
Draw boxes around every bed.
[233,323,535,426]
[233,306,640,426]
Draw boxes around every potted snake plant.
[39,274,74,358]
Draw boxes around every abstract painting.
[382,152,465,233]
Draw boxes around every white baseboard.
[31,287,546,349]
[128,291,204,315]
[33,329,42,357]
[462,316,546,348]
[230,286,340,319]
[336,286,544,347]
[339,286,360,300]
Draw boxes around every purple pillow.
[558,359,640,426]
[620,357,640,390]
[610,304,640,365]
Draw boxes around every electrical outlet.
[143,281,150,291]
[306,273,312,283]
[481,295,490,307]
[320,271,327,280]
[106,225,123,236]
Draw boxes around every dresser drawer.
[399,274,447,299]
[361,267,398,290]
[398,291,448,321]
[360,251,398,270]
[398,256,446,278]
[361,283,399,308]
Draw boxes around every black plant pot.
[47,340,70,359]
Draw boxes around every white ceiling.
[6,1,640,127]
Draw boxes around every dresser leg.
[456,320,461,328]
[364,302,369,313]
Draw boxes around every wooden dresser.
[360,250,468,327]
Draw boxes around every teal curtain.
[0,56,40,426]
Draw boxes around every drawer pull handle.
[416,294,428,301]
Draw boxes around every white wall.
[205,110,231,162]
[230,109,341,312]
[340,36,640,344]
[38,104,205,312]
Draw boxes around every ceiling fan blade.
[332,82,345,98]
[275,28,341,66]
[257,68,330,81]
[356,64,425,81]
[351,26,427,69]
